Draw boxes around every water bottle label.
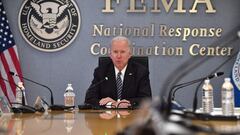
[204,91,212,97]
[226,91,232,98]
[65,96,75,106]
[223,91,233,98]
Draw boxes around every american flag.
[0,0,23,105]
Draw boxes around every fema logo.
[19,0,80,52]
[232,52,240,90]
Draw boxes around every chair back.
[98,56,149,69]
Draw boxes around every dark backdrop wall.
[2,0,240,108]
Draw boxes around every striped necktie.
[116,72,123,100]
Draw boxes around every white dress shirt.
[114,65,127,82]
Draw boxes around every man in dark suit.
[85,36,151,108]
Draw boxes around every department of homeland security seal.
[232,52,240,90]
[19,0,80,52]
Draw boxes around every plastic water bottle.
[222,78,235,116]
[202,79,214,114]
[64,84,75,107]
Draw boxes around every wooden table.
[0,109,139,135]
[192,119,240,134]
[1,109,240,135]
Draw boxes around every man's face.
[110,40,131,71]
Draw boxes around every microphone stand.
[87,77,108,90]
[171,78,206,100]
[192,51,239,112]
[9,72,73,111]
[168,52,238,119]
[167,72,223,116]
[160,26,240,118]
[79,77,108,109]
[167,76,212,116]
[0,77,36,113]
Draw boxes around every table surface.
[1,109,240,135]
[0,109,140,135]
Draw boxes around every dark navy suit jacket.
[84,59,152,107]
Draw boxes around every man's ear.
[128,52,132,58]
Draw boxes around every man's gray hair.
[111,36,131,47]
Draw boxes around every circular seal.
[19,0,81,52]
[232,53,240,90]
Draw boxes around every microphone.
[167,72,224,115]
[88,77,108,90]
[9,71,54,105]
[9,71,72,111]
[191,49,239,114]
[192,72,224,112]
[160,26,240,118]
[79,77,108,110]
[206,72,224,80]
[171,72,224,102]
[0,77,36,113]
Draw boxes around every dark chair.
[98,56,149,69]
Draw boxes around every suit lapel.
[122,62,135,98]
[105,63,118,99]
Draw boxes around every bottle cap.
[66,83,73,91]
[204,79,210,84]
[224,78,231,82]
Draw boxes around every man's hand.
[99,111,116,120]
[99,97,116,106]
[113,99,131,108]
